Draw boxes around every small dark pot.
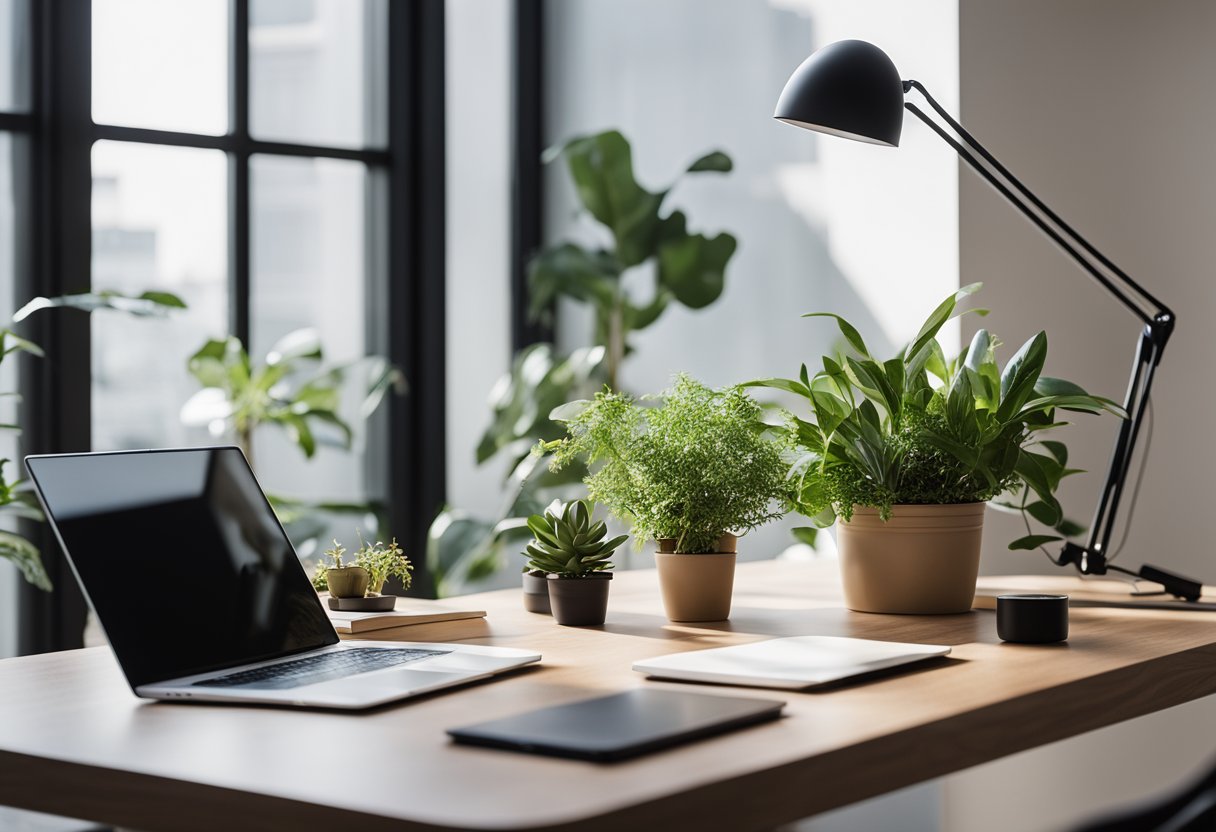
[522,570,552,615]
[547,573,612,626]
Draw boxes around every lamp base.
[1058,542,1203,602]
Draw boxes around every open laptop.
[25,446,540,709]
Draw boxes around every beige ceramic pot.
[654,533,737,622]
[326,566,370,599]
[836,503,985,614]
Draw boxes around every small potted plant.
[542,375,792,622]
[354,533,413,596]
[521,567,552,614]
[523,499,626,626]
[749,284,1125,614]
[318,539,368,599]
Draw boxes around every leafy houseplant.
[0,290,187,592]
[542,375,792,622]
[430,129,739,597]
[749,284,1125,614]
[354,534,412,596]
[522,500,626,626]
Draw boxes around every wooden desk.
[2,560,1216,832]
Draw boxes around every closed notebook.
[325,606,486,635]
[633,635,950,689]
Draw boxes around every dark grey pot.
[522,570,552,614]
[547,573,612,626]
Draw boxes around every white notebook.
[633,636,951,690]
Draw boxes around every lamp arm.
[903,84,1200,600]
[905,80,1174,323]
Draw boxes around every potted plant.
[521,567,552,615]
[748,284,1125,614]
[542,375,792,622]
[354,534,413,596]
[523,500,626,626]
[318,539,368,599]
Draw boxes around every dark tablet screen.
[448,689,784,762]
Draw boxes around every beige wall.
[959,0,1216,581]
[949,2,1216,829]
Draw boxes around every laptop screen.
[27,447,338,688]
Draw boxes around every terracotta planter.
[522,570,552,615]
[836,503,985,614]
[546,573,611,626]
[654,533,737,623]
[326,566,369,599]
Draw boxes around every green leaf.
[996,331,1048,422]
[1025,500,1063,527]
[685,150,733,173]
[802,312,871,358]
[1008,534,1063,551]
[13,289,187,322]
[656,232,736,309]
[526,243,620,320]
[560,130,666,268]
[904,283,982,364]
[0,530,49,591]
[740,377,811,399]
[791,527,819,547]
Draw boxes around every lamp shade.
[774,39,905,147]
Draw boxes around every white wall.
[949,2,1216,828]
[545,0,959,563]
[445,0,513,517]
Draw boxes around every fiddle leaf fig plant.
[541,375,793,554]
[747,285,1127,552]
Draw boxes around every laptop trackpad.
[317,667,479,697]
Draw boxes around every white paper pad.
[633,635,951,690]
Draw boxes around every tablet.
[633,635,951,689]
[447,689,785,762]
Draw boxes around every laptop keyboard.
[192,647,449,690]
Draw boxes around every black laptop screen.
[27,447,338,688]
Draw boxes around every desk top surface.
[3,559,1216,832]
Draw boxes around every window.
[16,0,446,654]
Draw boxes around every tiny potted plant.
[318,539,368,599]
[523,499,626,626]
[354,533,413,596]
[748,284,1125,614]
[542,375,792,623]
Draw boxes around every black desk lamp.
[775,39,1203,601]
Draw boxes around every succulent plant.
[523,500,627,578]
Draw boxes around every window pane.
[92,0,228,135]
[250,0,387,148]
[0,133,17,658]
[250,154,371,559]
[0,0,29,111]
[91,142,228,451]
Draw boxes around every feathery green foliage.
[354,534,413,594]
[542,375,793,554]
[747,285,1126,551]
[522,500,627,578]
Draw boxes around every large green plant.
[541,375,793,554]
[747,285,1126,551]
[0,290,187,590]
[476,130,737,475]
[431,130,739,592]
[181,329,404,467]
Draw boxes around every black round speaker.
[996,594,1069,644]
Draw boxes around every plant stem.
[606,297,624,392]
[238,423,255,470]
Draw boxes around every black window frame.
[16,0,446,655]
